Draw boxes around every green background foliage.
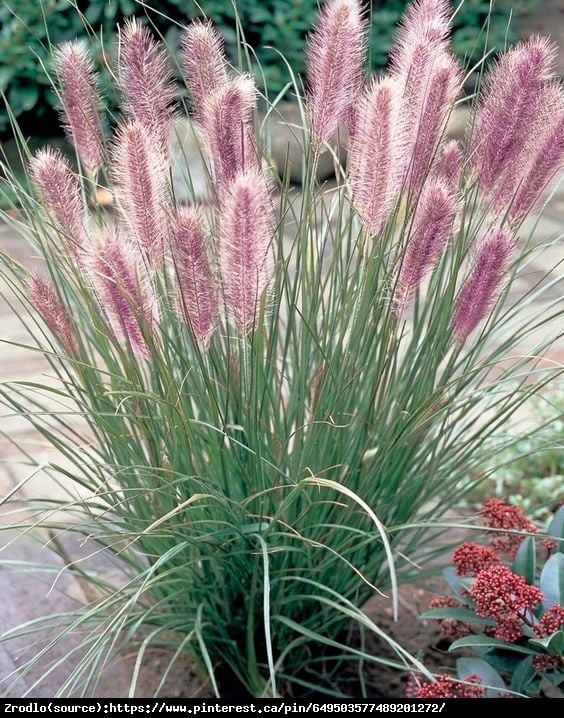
[0,0,538,135]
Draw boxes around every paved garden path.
[1,2,563,697]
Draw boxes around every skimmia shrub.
[420,503,564,698]
[0,0,563,698]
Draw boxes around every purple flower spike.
[433,139,463,188]
[54,41,105,172]
[219,171,275,335]
[200,76,259,196]
[112,121,170,263]
[28,274,78,356]
[182,20,228,119]
[407,55,461,192]
[452,229,515,345]
[30,148,87,258]
[306,0,366,148]
[470,37,558,199]
[89,229,154,357]
[394,180,457,315]
[172,207,218,345]
[509,105,564,223]
[389,0,452,80]
[119,18,177,156]
[348,77,403,235]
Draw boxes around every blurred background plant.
[470,386,564,521]
[0,0,540,138]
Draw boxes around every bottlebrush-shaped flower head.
[348,77,403,235]
[171,207,218,345]
[509,100,564,223]
[433,139,463,188]
[390,0,451,75]
[112,121,170,263]
[181,20,228,119]
[200,75,259,195]
[470,37,558,199]
[405,54,461,192]
[394,180,457,315]
[305,0,366,147]
[452,229,515,345]
[119,18,177,156]
[89,229,154,357]
[54,41,105,172]
[389,0,451,88]
[28,274,78,356]
[29,148,87,258]
[219,170,275,335]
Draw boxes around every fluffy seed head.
[390,0,451,72]
[171,207,218,345]
[406,54,461,192]
[470,37,558,198]
[119,18,177,156]
[54,41,104,172]
[181,20,228,118]
[509,101,564,223]
[305,0,366,147]
[348,77,403,235]
[89,229,154,357]
[394,180,457,315]
[219,170,275,334]
[389,0,451,84]
[452,229,515,345]
[200,76,259,195]
[29,148,87,257]
[112,121,170,263]
[28,274,78,356]
[433,139,463,188]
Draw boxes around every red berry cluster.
[470,565,542,642]
[428,595,473,639]
[414,674,485,699]
[532,654,563,672]
[453,542,501,576]
[480,498,539,557]
[536,604,564,636]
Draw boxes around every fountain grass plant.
[0,0,563,699]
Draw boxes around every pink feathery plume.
[406,54,461,192]
[119,18,177,156]
[112,121,170,263]
[200,76,258,195]
[394,180,457,315]
[181,20,228,119]
[452,229,515,345]
[305,0,366,148]
[54,41,105,172]
[433,139,463,188]
[348,77,403,235]
[219,170,275,334]
[389,0,452,77]
[28,274,78,356]
[89,229,154,357]
[171,207,218,345]
[470,37,558,199]
[509,106,564,223]
[29,148,87,257]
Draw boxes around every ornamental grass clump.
[0,0,563,698]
